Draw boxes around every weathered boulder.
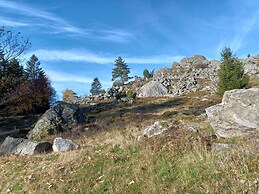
[52,137,79,152]
[141,121,172,138]
[206,88,259,138]
[180,54,209,68]
[28,101,84,140]
[241,55,259,76]
[0,136,52,155]
[138,81,169,97]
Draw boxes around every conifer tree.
[90,77,103,95]
[111,56,130,86]
[25,54,43,81]
[217,47,249,96]
[143,69,155,79]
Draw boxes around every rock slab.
[206,87,259,138]
[52,137,79,152]
[28,101,84,139]
[0,136,52,155]
[138,81,168,97]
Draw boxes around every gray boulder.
[138,81,169,97]
[206,88,259,138]
[52,137,79,152]
[141,121,172,138]
[28,101,84,140]
[211,143,235,152]
[0,136,52,155]
[241,55,259,76]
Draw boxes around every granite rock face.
[206,88,259,138]
[0,136,52,155]
[28,101,84,140]
[52,137,79,152]
[138,81,169,97]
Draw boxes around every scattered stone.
[52,137,79,152]
[0,136,52,155]
[141,121,172,138]
[211,143,235,152]
[206,87,259,138]
[138,81,169,97]
[28,101,84,140]
[117,97,135,103]
[183,125,200,133]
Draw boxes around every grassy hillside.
[0,92,258,194]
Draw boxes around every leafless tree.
[0,26,31,61]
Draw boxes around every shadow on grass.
[118,98,183,114]
[82,98,184,120]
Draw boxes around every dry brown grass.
[0,91,258,193]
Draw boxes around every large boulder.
[28,101,84,140]
[138,81,169,97]
[0,136,52,155]
[52,137,79,152]
[206,88,259,138]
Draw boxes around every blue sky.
[1,0,259,97]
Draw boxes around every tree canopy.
[90,77,103,95]
[217,47,249,96]
[111,56,130,86]
[143,69,155,79]
[0,28,55,116]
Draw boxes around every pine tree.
[112,56,130,86]
[25,54,43,81]
[90,77,103,95]
[217,47,249,96]
[23,54,55,114]
[143,69,155,79]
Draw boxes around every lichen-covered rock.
[0,136,52,155]
[141,121,172,138]
[138,81,169,97]
[206,87,259,138]
[52,137,79,152]
[28,101,84,140]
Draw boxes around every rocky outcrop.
[52,137,79,152]
[180,54,210,69]
[241,55,259,76]
[140,121,172,138]
[0,136,52,155]
[151,55,219,96]
[138,81,169,97]
[206,88,259,138]
[28,102,84,140]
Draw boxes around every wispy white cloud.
[24,49,114,64]
[24,49,183,64]
[46,70,112,97]
[0,0,88,35]
[46,70,93,84]
[0,17,29,27]
[0,0,133,43]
